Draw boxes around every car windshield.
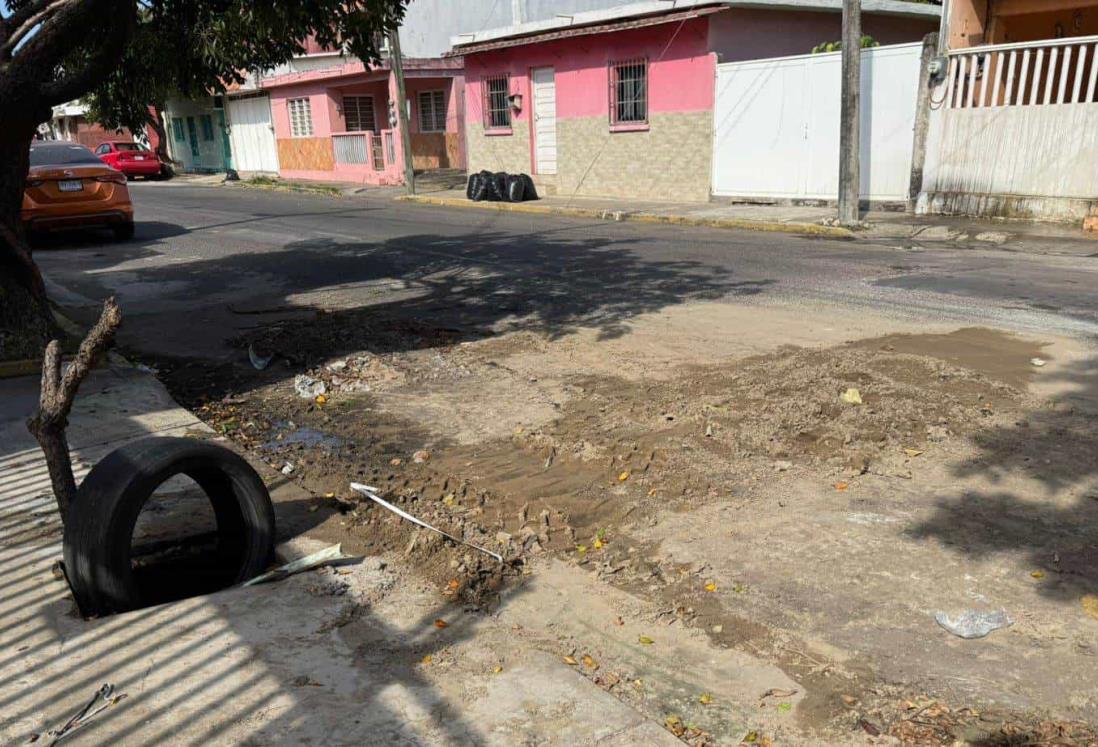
[115,143,148,152]
[29,144,103,167]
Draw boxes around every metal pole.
[388,28,416,195]
[838,0,861,226]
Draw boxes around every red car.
[93,141,162,179]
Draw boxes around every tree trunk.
[148,107,175,166]
[27,298,122,523]
[0,125,56,361]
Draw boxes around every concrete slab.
[0,363,681,745]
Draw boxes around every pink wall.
[330,81,390,133]
[707,9,939,63]
[405,75,463,134]
[271,81,337,138]
[464,17,715,128]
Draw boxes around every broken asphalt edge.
[396,194,858,240]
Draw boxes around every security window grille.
[609,58,648,125]
[484,74,511,129]
[288,98,314,137]
[200,114,214,141]
[172,118,185,141]
[343,95,376,132]
[418,90,447,132]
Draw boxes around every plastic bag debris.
[840,388,863,405]
[293,374,327,399]
[1031,358,1047,367]
[249,344,274,371]
[934,609,1013,639]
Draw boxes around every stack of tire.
[467,170,538,203]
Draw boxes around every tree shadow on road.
[87,224,774,402]
[909,354,1098,602]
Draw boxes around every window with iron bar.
[171,118,185,141]
[483,74,511,130]
[288,98,314,137]
[343,95,376,132]
[418,90,447,132]
[609,58,648,125]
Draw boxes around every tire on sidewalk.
[63,437,276,616]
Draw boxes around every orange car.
[22,142,135,240]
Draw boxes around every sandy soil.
[149,300,1098,745]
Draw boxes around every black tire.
[63,437,276,616]
[506,174,526,203]
[113,222,135,241]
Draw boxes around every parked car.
[93,140,163,180]
[23,142,135,241]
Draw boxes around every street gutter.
[397,194,858,240]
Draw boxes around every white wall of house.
[401,0,628,57]
[713,43,924,202]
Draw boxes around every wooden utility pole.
[388,28,416,195]
[838,0,861,226]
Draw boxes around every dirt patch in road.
[154,319,1097,744]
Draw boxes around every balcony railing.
[943,35,1098,109]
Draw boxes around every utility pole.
[388,28,416,195]
[838,0,861,226]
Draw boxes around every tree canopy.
[0,0,409,360]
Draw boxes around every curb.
[397,194,856,239]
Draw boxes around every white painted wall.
[401,0,628,58]
[712,43,923,201]
[918,41,1098,221]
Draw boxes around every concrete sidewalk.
[400,189,1098,255]
[0,360,690,746]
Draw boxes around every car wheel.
[113,222,135,241]
[62,437,277,616]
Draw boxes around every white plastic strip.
[350,483,504,562]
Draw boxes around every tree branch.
[0,0,74,59]
[27,297,122,523]
[38,5,132,106]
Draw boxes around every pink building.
[261,56,465,186]
[452,0,939,202]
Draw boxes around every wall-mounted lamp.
[508,93,523,111]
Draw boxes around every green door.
[186,117,200,159]
[217,111,234,171]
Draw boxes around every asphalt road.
[35,183,1098,360]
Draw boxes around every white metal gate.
[226,94,280,174]
[712,43,922,202]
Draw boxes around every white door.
[226,94,280,174]
[532,67,557,175]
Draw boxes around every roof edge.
[450,0,940,51]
